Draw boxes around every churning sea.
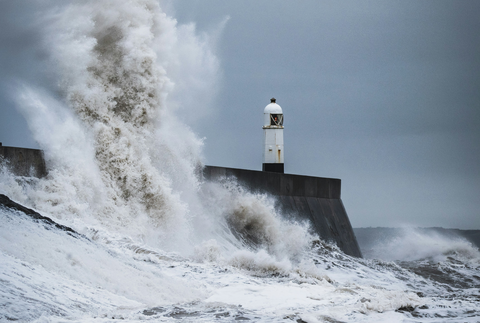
[1,0,479,321]
[1,187,479,322]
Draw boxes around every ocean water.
[1,1,479,322]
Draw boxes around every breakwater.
[204,166,362,257]
[0,145,362,257]
[0,144,47,178]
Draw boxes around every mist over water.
[1,1,479,322]
[358,227,480,262]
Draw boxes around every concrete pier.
[204,166,362,257]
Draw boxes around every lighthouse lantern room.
[262,98,284,173]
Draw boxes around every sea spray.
[195,178,315,261]
[10,0,314,261]
[10,1,193,252]
[364,227,480,262]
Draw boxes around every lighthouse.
[262,98,284,173]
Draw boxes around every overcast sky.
[1,1,479,229]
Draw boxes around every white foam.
[0,209,205,308]
[10,0,213,253]
[368,227,480,262]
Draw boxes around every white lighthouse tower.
[262,98,284,173]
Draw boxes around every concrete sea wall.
[0,144,47,178]
[204,166,362,257]
[0,145,362,257]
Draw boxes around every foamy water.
[1,1,479,322]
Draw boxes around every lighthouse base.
[262,163,284,173]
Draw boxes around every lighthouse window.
[270,114,283,126]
